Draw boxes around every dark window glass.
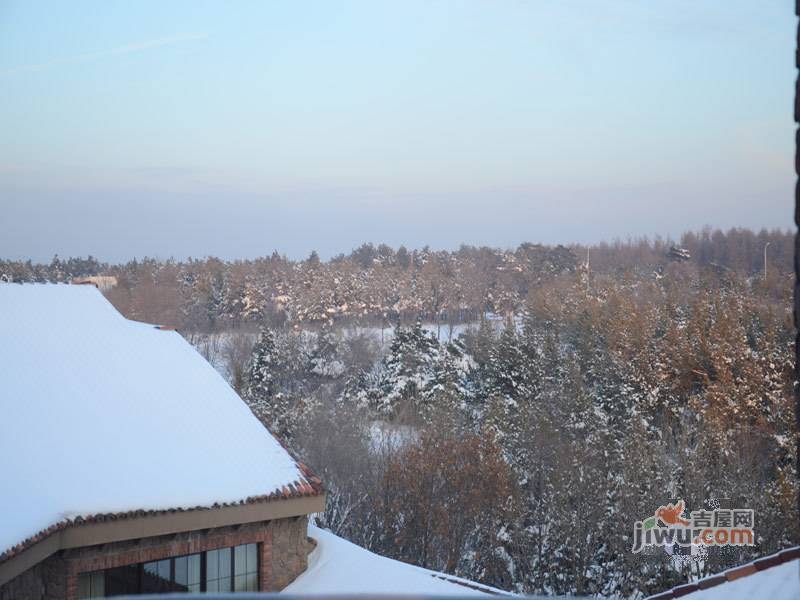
[246,571,258,592]
[175,556,188,588]
[77,571,105,599]
[206,547,232,592]
[105,564,138,597]
[233,543,259,592]
[142,561,158,579]
[234,545,246,574]
[142,559,175,593]
[187,554,201,593]
[158,559,170,582]
[78,543,255,596]
[220,547,231,579]
[247,543,257,574]
[172,554,201,592]
[93,572,106,597]
[77,573,90,599]
[207,549,219,580]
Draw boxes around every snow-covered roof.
[0,283,321,563]
[646,547,800,600]
[284,525,508,596]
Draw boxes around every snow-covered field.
[356,313,507,345]
[188,318,504,383]
[284,525,510,596]
[368,420,420,453]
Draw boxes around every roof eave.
[0,491,325,588]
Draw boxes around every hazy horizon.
[1,1,794,262]
[1,223,793,266]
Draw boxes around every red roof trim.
[0,471,324,567]
[645,546,800,599]
[695,575,725,590]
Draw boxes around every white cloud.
[0,33,208,76]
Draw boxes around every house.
[0,283,325,599]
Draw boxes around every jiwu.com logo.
[631,500,755,553]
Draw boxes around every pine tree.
[206,271,227,329]
[245,325,294,438]
[462,318,497,422]
[484,319,532,464]
[487,319,530,403]
[308,325,345,380]
[376,320,440,416]
[422,340,468,420]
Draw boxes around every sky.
[0,1,795,262]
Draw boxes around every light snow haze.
[0,1,793,262]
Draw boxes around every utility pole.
[764,241,771,282]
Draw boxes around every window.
[207,543,258,592]
[75,543,257,597]
[174,554,202,593]
[206,547,231,592]
[77,570,105,600]
[142,558,175,593]
[234,543,259,592]
[104,564,138,596]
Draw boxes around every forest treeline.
[233,251,797,597]
[1,226,796,598]
[0,227,792,332]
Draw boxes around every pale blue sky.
[0,1,794,261]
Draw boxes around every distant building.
[70,276,118,292]
[0,284,325,599]
[667,246,692,262]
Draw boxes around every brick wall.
[0,516,312,600]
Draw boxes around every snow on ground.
[357,319,502,346]
[368,420,420,453]
[0,284,306,558]
[188,319,500,385]
[284,525,509,596]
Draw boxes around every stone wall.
[270,516,313,591]
[0,556,67,600]
[0,516,312,600]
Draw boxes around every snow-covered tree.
[374,320,440,416]
[245,325,296,438]
[307,325,346,380]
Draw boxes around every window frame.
[75,542,259,598]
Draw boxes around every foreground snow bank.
[283,525,507,596]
